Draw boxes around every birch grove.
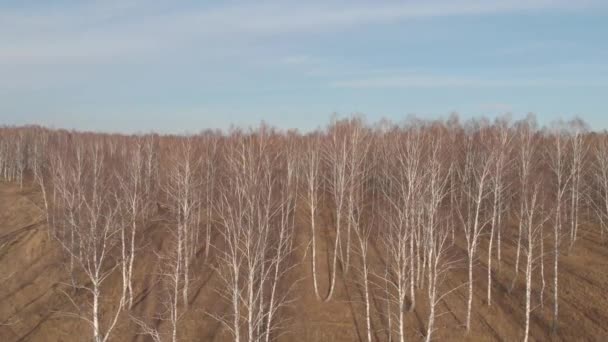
[51,141,124,342]
[457,131,494,332]
[1,114,606,341]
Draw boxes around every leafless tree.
[3,116,606,342]
[521,183,549,342]
[164,138,201,308]
[263,138,298,342]
[199,133,219,262]
[379,193,410,342]
[131,229,188,342]
[301,135,324,300]
[395,128,424,313]
[322,121,349,302]
[352,206,374,342]
[377,127,424,341]
[143,134,160,207]
[215,129,296,341]
[568,127,587,251]
[457,132,494,332]
[52,142,124,342]
[344,118,371,275]
[116,139,149,309]
[421,138,453,342]
[511,120,536,291]
[487,122,511,305]
[15,131,26,188]
[32,131,52,230]
[546,127,572,333]
[0,129,27,186]
[593,135,608,240]
[345,135,373,342]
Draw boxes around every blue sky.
[1,0,607,133]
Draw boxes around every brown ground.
[1,182,607,341]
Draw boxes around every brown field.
[2,181,607,342]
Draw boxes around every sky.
[1,0,608,133]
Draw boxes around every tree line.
[0,114,606,341]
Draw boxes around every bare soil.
[1,182,607,341]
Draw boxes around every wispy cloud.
[281,55,316,65]
[1,0,604,66]
[330,74,608,88]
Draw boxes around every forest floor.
[1,182,607,341]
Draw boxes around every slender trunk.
[344,193,353,275]
[487,186,499,305]
[425,274,436,342]
[93,284,101,342]
[182,204,190,308]
[205,192,212,261]
[540,223,545,308]
[233,260,241,342]
[573,180,579,249]
[552,204,561,333]
[36,173,52,237]
[385,266,392,342]
[426,244,438,342]
[524,227,533,342]
[497,200,503,273]
[310,203,322,300]
[416,223,423,288]
[265,198,290,342]
[466,249,474,332]
[248,270,255,342]
[604,188,608,242]
[570,182,576,250]
[204,166,212,262]
[205,217,211,261]
[323,208,341,302]
[172,224,183,342]
[398,284,405,342]
[70,226,75,286]
[362,250,372,342]
[409,230,416,312]
[511,201,525,291]
[570,169,580,251]
[183,251,189,307]
[121,224,128,304]
[265,255,281,342]
[128,216,136,308]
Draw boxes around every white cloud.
[1,0,604,66]
[281,55,316,65]
[329,74,608,88]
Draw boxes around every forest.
[1,114,608,341]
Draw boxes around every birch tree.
[457,132,494,332]
[395,128,424,313]
[511,120,536,291]
[322,121,349,302]
[486,122,510,305]
[164,138,200,308]
[378,127,424,341]
[116,139,148,309]
[546,128,572,333]
[52,142,124,342]
[521,183,549,342]
[422,137,452,342]
[200,133,219,261]
[302,135,324,300]
[568,127,587,251]
[216,129,295,341]
[593,135,608,240]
